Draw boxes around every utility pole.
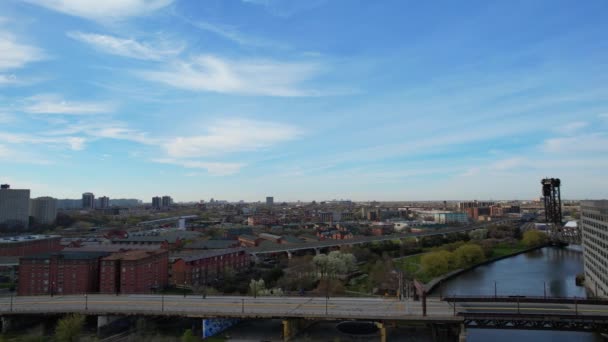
[10,294,13,312]
[85,293,88,310]
[161,294,164,312]
[242,298,245,313]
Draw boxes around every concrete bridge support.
[282,319,312,342]
[1,316,12,334]
[375,322,387,342]
[97,315,121,335]
[459,323,467,342]
[286,251,293,259]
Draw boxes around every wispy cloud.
[152,158,245,176]
[137,55,321,96]
[68,32,184,61]
[0,132,85,151]
[44,120,154,145]
[21,0,174,20]
[542,133,608,153]
[23,94,114,115]
[0,31,44,71]
[241,0,327,17]
[164,118,302,158]
[555,121,588,135]
[183,18,285,49]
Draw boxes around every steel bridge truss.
[463,313,608,333]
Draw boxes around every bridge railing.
[444,295,608,305]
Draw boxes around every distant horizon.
[1,1,607,200]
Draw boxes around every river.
[433,246,602,342]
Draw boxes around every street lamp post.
[183,281,187,298]
[85,294,88,310]
[494,281,497,299]
[543,281,547,299]
[161,294,164,312]
[51,281,55,297]
[10,294,13,312]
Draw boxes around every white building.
[30,197,58,225]
[581,200,608,298]
[0,184,30,229]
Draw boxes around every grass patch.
[490,242,527,258]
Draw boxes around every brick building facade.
[18,252,109,296]
[170,249,249,287]
[0,235,62,257]
[100,250,168,294]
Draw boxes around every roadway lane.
[0,295,458,321]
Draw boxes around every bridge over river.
[2,294,608,341]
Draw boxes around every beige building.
[581,200,608,297]
[30,197,58,225]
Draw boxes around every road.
[0,294,457,321]
[1,294,607,322]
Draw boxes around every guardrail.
[445,295,608,305]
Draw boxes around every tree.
[421,250,455,278]
[468,229,488,240]
[453,244,485,268]
[522,230,548,247]
[249,279,265,296]
[55,314,85,342]
[181,329,198,342]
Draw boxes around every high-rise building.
[581,200,608,298]
[0,184,30,229]
[99,196,110,209]
[266,196,274,206]
[152,196,161,209]
[82,192,95,209]
[161,196,173,208]
[30,197,58,225]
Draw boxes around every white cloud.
[241,0,327,17]
[153,158,245,176]
[184,19,284,49]
[0,132,85,151]
[489,157,526,171]
[0,32,44,71]
[44,121,154,145]
[23,94,114,115]
[542,133,608,153]
[137,55,321,96]
[164,119,302,158]
[21,0,173,20]
[555,121,588,135]
[68,32,183,61]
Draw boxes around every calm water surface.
[435,246,602,342]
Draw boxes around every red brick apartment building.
[100,250,168,294]
[0,235,62,257]
[170,249,249,287]
[18,252,109,296]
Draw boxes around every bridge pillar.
[286,251,293,259]
[97,315,121,335]
[459,323,466,342]
[1,316,12,334]
[314,248,320,255]
[282,319,312,341]
[375,322,387,342]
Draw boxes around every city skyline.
[1,0,608,201]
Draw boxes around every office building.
[581,200,608,298]
[18,251,110,296]
[30,197,58,225]
[266,196,274,206]
[100,250,168,294]
[98,196,110,209]
[0,184,30,229]
[152,196,161,209]
[82,192,95,209]
[161,196,172,208]
[433,211,469,224]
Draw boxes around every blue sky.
[1,0,608,202]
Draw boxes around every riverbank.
[423,244,549,295]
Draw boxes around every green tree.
[249,279,265,296]
[522,230,548,247]
[181,329,197,342]
[453,244,485,268]
[55,314,85,342]
[421,250,456,278]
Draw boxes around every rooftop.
[0,235,61,244]
[103,249,167,261]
